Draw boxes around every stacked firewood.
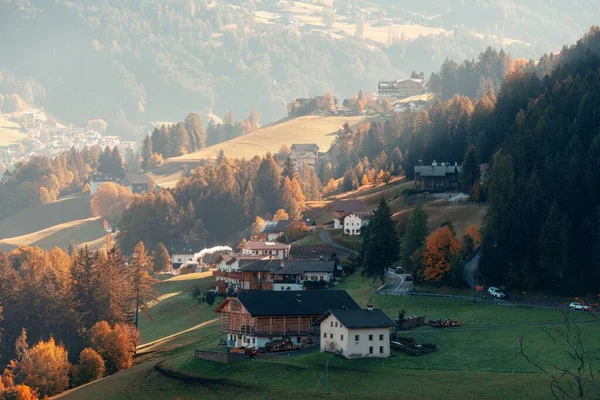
[265,338,301,352]
[427,319,461,328]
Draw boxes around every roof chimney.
[367,304,374,311]
[296,294,301,302]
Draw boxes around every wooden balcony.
[213,270,242,280]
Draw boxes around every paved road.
[380,270,413,294]
[318,229,360,257]
[464,251,481,288]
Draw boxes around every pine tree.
[290,178,305,218]
[400,203,428,272]
[538,201,575,294]
[169,123,190,156]
[248,106,260,130]
[256,154,282,214]
[280,177,301,219]
[141,135,153,171]
[70,247,103,330]
[128,242,158,327]
[98,146,112,175]
[153,243,171,273]
[282,157,298,182]
[461,146,480,195]
[184,113,206,150]
[110,147,125,178]
[363,197,399,284]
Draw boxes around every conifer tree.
[363,197,399,284]
[141,135,153,171]
[400,203,428,272]
[282,157,298,182]
[127,242,158,327]
[538,201,575,294]
[153,243,171,273]
[256,154,282,214]
[461,145,480,195]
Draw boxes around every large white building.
[290,143,319,169]
[318,308,396,359]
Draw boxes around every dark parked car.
[405,274,413,282]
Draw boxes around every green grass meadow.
[61,272,600,400]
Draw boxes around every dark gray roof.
[331,200,368,214]
[414,165,462,177]
[239,259,335,274]
[120,173,151,185]
[291,143,319,152]
[325,309,396,329]
[165,240,204,254]
[235,290,360,317]
[261,220,293,234]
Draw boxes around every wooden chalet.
[214,290,359,349]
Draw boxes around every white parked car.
[487,287,506,299]
[569,302,589,311]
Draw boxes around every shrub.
[89,322,139,374]
[191,285,202,298]
[71,348,105,387]
[205,291,217,305]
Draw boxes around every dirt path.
[137,318,218,353]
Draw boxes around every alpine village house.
[215,290,360,349]
[331,200,372,235]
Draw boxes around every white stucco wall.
[343,214,366,235]
[320,314,390,358]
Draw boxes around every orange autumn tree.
[465,224,482,247]
[422,226,462,282]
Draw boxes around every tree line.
[0,242,158,398]
[118,153,322,253]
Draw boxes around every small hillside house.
[331,200,371,235]
[240,241,291,259]
[261,220,293,241]
[378,79,426,98]
[166,240,204,270]
[215,290,359,349]
[317,308,396,358]
[119,174,153,194]
[89,173,118,196]
[290,143,319,169]
[414,161,462,191]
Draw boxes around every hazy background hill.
[0,0,596,138]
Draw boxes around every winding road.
[464,251,481,288]
[318,228,360,257]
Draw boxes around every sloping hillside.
[0,114,24,146]
[150,115,367,188]
[0,193,106,252]
[169,115,366,163]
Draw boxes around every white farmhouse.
[318,307,396,359]
[331,199,371,235]
[290,143,319,169]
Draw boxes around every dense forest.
[0,243,157,397]
[1,0,588,137]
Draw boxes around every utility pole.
[134,264,141,328]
